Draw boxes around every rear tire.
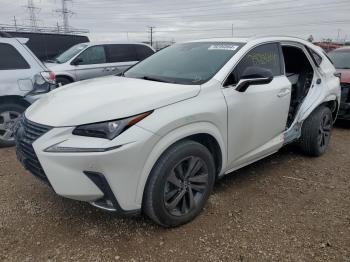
[143,140,216,227]
[0,103,26,147]
[298,106,333,156]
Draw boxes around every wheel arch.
[322,99,339,122]
[56,74,75,83]
[135,121,226,205]
[0,95,31,108]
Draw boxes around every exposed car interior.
[282,45,314,127]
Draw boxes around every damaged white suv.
[15,36,340,227]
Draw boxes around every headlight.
[72,111,153,140]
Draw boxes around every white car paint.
[26,76,200,126]
[17,36,340,213]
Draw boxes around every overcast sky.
[0,0,349,43]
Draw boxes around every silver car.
[45,42,155,86]
[0,34,56,147]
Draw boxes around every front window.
[328,50,350,69]
[74,45,106,65]
[124,42,244,85]
[54,43,88,64]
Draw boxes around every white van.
[45,42,155,86]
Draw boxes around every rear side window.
[135,45,154,60]
[106,44,138,63]
[228,43,282,85]
[0,43,30,70]
[75,45,106,65]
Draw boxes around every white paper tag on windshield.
[208,44,239,51]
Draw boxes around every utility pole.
[13,16,18,31]
[25,0,40,32]
[148,26,155,47]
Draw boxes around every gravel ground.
[0,122,349,262]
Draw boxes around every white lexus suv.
[15,36,340,227]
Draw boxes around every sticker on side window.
[208,44,239,51]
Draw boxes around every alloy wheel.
[318,113,332,150]
[164,156,209,216]
[0,111,21,142]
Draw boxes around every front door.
[222,43,291,170]
[72,45,111,81]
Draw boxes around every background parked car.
[45,42,155,86]
[328,47,350,120]
[0,33,56,147]
[5,32,89,62]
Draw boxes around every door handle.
[277,88,291,98]
[103,67,111,72]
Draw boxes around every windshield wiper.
[115,71,124,77]
[140,76,173,83]
[46,58,61,64]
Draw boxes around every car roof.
[187,36,312,45]
[84,41,153,47]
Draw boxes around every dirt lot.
[0,123,349,262]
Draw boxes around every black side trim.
[83,171,140,216]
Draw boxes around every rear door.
[105,44,139,74]
[222,43,291,170]
[72,45,110,81]
[0,41,34,96]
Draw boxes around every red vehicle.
[328,47,350,120]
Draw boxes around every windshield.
[328,50,350,69]
[54,43,88,63]
[124,42,244,85]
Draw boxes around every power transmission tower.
[25,0,40,32]
[55,0,74,33]
[148,26,155,47]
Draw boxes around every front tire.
[298,106,333,156]
[143,140,216,227]
[0,103,26,147]
[56,76,72,87]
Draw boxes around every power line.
[77,0,349,17]
[110,1,350,20]
[154,19,350,34]
[76,1,349,25]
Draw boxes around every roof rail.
[0,31,12,38]
[249,34,307,42]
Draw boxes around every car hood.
[44,62,67,71]
[26,76,200,127]
[337,69,350,84]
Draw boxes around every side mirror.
[71,58,83,66]
[236,66,273,92]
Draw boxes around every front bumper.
[15,117,159,213]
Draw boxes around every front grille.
[341,83,350,103]
[15,116,52,183]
